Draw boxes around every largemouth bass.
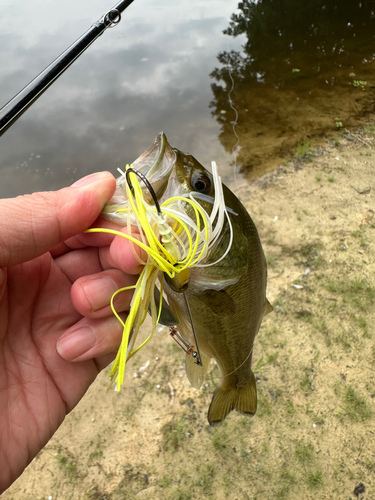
[102,133,272,426]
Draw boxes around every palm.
[1,254,94,444]
[0,173,142,492]
[1,249,108,487]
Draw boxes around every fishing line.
[219,346,254,381]
[227,66,241,188]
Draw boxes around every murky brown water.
[1,0,375,196]
[210,0,375,178]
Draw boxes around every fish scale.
[162,154,270,425]
[102,132,271,425]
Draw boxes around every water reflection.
[210,0,375,177]
[0,0,242,196]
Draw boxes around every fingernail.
[81,277,118,311]
[71,172,111,188]
[57,326,96,360]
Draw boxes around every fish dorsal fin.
[196,289,236,317]
[185,350,211,389]
[264,299,273,316]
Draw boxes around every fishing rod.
[0,0,135,138]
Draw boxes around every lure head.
[165,267,190,293]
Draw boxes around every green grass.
[299,367,313,395]
[55,452,78,482]
[295,441,313,463]
[353,80,367,89]
[257,392,272,417]
[254,352,279,371]
[89,436,104,461]
[161,417,190,452]
[274,296,287,314]
[285,400,296,415]
[363,122,375,135]
[211,426,229,451]
[334,118,343,129]
[194,463,216,495]
[295,140,312,160]
[355,316,369,337]
[306,471,323,488]
[159,476,172,488]
[351,229,367,248]
[173,489,192,500]
[334,331,353,350]
[343,385,373,422]
[324,277,375,312]
[296,242,325,268]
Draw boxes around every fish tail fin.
[208,372,257,426]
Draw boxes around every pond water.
[1,0,375,195]
[0,0,243,196]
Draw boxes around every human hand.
[0,172,143,492]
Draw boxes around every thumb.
[0,171,116,267]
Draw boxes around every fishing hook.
[125,168,162,215]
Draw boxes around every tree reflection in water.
[210,0,375,177]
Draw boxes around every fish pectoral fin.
[264,298,273,316]
[185,351,211,389]
[152,286,177,327]
[196,290,236,317]
[208,373,257,426]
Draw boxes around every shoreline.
[4,128,375,500]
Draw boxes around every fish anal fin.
[208,373,257,426]
[264,298,273,316]
[197,290,236,317]
[185,351,211,389]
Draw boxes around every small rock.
[186,398,195,408]
[354,483,365,497]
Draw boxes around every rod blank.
[0,0,135,137]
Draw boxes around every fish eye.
[190,171,211,194]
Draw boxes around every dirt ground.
[3,127,375,500]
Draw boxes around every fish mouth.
[102,133,177,223]
[132,132,176,200]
